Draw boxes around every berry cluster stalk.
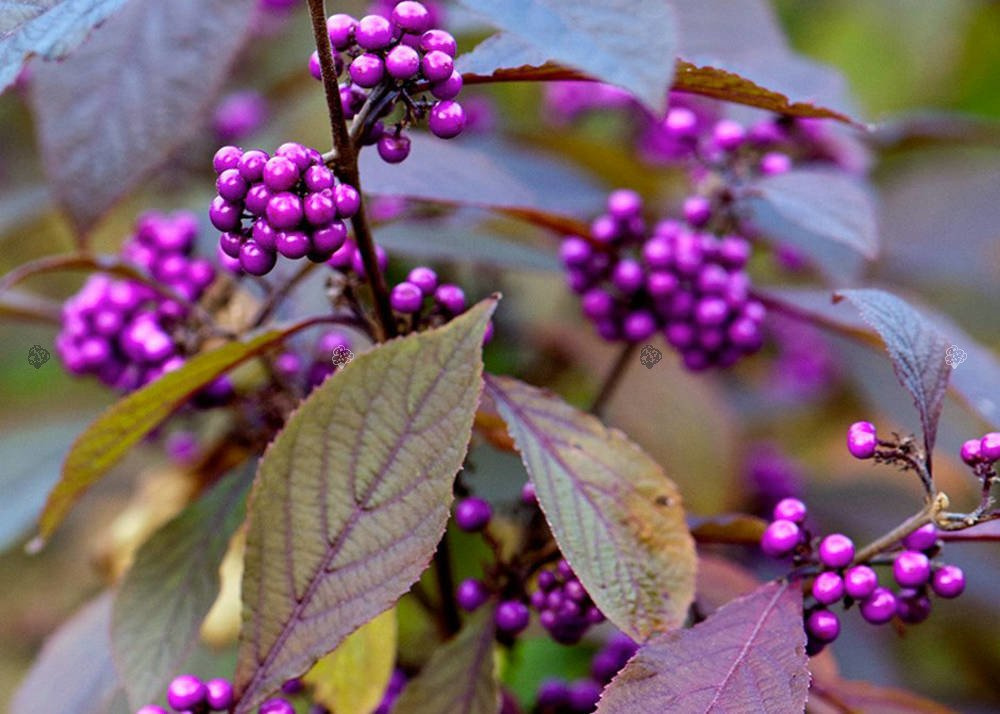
[306,0,397,340]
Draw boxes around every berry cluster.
[309,2,466,163]
[535,632,638,713]
[210,142,359,275]
[56,213,219,393]
[529,560,605,644]
[960,431,1000,466]
[135,674,294,714]
[760,421,972,655]
[561,190,764,370]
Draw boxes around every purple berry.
[258,698,295,714]
[422,49,455,83]
[239,242,277,276]
[843,565,878,599]
[818,533,855,569]
[431,70,463,100]
[356,14,394,49]
[772,497,807,524]
[275,142,314,170]
[378,133,411,163]
[812,572,845,605]
[244,183,271,216]
[683,195,712,227]
[334,183,361,218]
[520,481,537,505]
[495,600,530,634]
[981,432,1000,462]
[664,107,698,137]
[392,1,432,33]
[262,155,300,192]
[860,587,897,624]
[847,421,878,459]
[961,438,983,464]
[895,591,932,624]
[760,519,801,557]
[384,45,420,81]
[568,679,602,712]
[760,152,792,175]
[212,145,242,173]
[537,680,570,708]
[607,189,642,220]
[216,168,248,202]
[327,13,357,49]
[136,707,168,714]
[806,609,840,643]
[407,266,438,295]
[435,283,465,314]
[205,678,233,710]
[428,100,465,139]
[166,674,207,711]
[712,119,746,151]
[455,497,492,532]
[893,550,931,587]
[560,236,592,267]
[209,196,241,232]
[277,230,311,259]
[623,311,656,342]
[931,564,965,599]
[252,218,278,251]
[304,191,337,226]
[312,222,348,255]
[902,523,937,552]
[303,164,334,192]
[267,193,304,230]
[456,578,490,611]
[350,53,386,88]
[718,235,751,268]
[390,281,424,313]
[420,29,457,56]
[611,258,643,294]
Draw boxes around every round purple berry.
[760,152,792,175]
[311,222,347,255]
[406,266,438,296]
[390,281,424,313]
[812,572,845,605]
[981,432,1000,462]
[431,70,463,100]
[303,164,334,192]
[560,236,592,267]
[304,191,337,226]
[568,679,602,712]
[712,119,747,151]
[931,564,965,599]
[860,587,897,624]
[428,100,465,139]
[806,609,840,643]
[136,707,168,714]
[847,421,878,459]
[166,674,207,711]
[212,145,242,173]
[623,310,656,342]
[902,523,937,552]
[392,1,432,33]
[612,258,644,294]
[356,14,394,49]
[421,49,455,83]
[239,241,277,276]
[205,678,233,710]
[895,591,932,624]
[773,497,807,524]
[520,481,537,505]
[843,565,878,599]
[683,195,712,227]
[818,534,855,569]
[893,550,931,587]
[495,600,530,634]
[456,578,490,612]
[262,155,300,192]
[266,192,304,230]
[334,183,361,218]
[216,168,248,202]
[277,230,311,259]
[377,133,411,163]
[209,196,241,232]
[455,497,492,532]
[960,438,983,464]
[420,29,457,56]
[244,183,271,216]
[258,698,295,714]
[327,13,357,49]
[435,283,465,314]
[760,519,801,557]
[350,53,385,88]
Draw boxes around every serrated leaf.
[0,0,128,92]
[483,375,696,641]
[233,299,496,712]
[29,0,255,235]
[303,609,398,714]
[809,679,957,714]
[112,465,253,709]
[596,580,808,713]
[836,289,951,455]
[393,608,500,714]
[454,0,675,114]
[10,592,129,714]
[741,169,879,283]
[38,320,324,543]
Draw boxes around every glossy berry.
[407,266,438,295]
[520,481,537,505]
[806,609,840,643]
[843,565,878,599]
[456,578,490,611]
[205,678,234,710]
[683,195,711,227]
[327,13,357,49]
[981,432,1000,462]
[961,438,983,464]
[428,100,465,139]
[136,707,168,714]
[495,600,530,634]
[454,497,492,532]
[812,572,845,605]
[818,534,855,569]
[760,152,792,175]
[166,674,206,710]
[847,421,878,459]
[893,550,931,587]
[356,14,394,49]
[212,145,242,173]
[896,591,932,624]
[420,29,457,56]
[334,183,361,217]
[350,53,385,88]
[378,133,411,163]
[258,698,295,714]
[240,242,278,276]
[860,587,897,624]
[385,44,421,79]
[431,70,463,100]
[760,519,800,557]
[435,284,466,314]
[392,1,432,33]
[390,281,424,313]
[902,524,937,552]
[773,497,807,524]
[931,564,965,599]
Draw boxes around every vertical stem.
[434,531,461,636]
[306,0,397,340]
[589,342,638,416]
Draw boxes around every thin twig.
[251,261,318,328]
[853,493,948,564]
[589,342,638,415]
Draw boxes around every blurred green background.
[2,0,1000,711]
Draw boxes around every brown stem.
[852,493,948,564]
[306,0,396,340]
[589,342,638,415]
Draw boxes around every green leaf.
[596,581,808,713]
[36,320,324,544]
[304,608,398,714]
[835,289,952,455]
[10,591,129,714]
[393,608,500,714]
[111,465,253,709]
[233,299,497,712]
[483,375,696,641]
[454,0,676,114]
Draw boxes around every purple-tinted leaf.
[10,591,129,714]
[596,581,808,713]
[740,169,879,283]
[112,466,252,709]
[454,0,676,114]
[835,289,952,455]
[392,608,500,714]
[810,679,957,714]
[483,375,696,641]
[233,300,496,712]
[695,554,761,616]
[37,318,331,544]
[29,0,255,235]
[0,0,128,92]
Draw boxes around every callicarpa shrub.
[2,1,1000,713]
